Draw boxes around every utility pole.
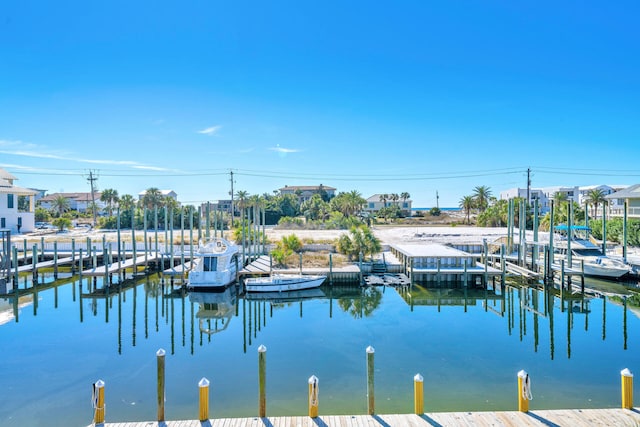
[436,191,439,209]
[230,170,235,227]
[526,167,531,206]
[87,170,98,226]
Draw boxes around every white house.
[138,189,178,203]
[606,184,640,218]
[363,194,412,215]
[0,169,37,234]
[39,192,106,214]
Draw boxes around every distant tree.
[331,190,366,218]
[472,186,492,212]
[140,188,163,209]
[100,188,119,216]
[119,194,136,211]
[52,216,72,231]
[390,193,400,206]
[586,188,607,219]
[35,207,51,222]
[336,226,381,261]
[51,195,70,217]
[379,194,389,207]
[459,195,475,224]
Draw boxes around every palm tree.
[400,192,410,205]
[100,188,119,216]
[472,186,492,212]
[51,195,70,217]
[586,188,607,219]
[459,195,475,224]
[379,194,389,208]
[390,193,400,206]
[119,194,136,211]
[141,187,163,209]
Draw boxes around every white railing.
[609,207,640,217]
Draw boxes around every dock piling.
[517,370,531,412]
[92,379,105,424]
[258,344,267,417]
[157,349,166,422]
[198,377,210,421]
[308,375,319,418]
[366,345,375,415]
[621,368,633,409]
[414,373,424,415]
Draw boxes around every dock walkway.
[92,407,640,426]
[81,254,158,277]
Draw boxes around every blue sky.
[1,1,638,207]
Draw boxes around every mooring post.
[31,244,37,281]
[329,253,333,285]
[299,252,303,275]
[366,345,375,415]
[414,373,424,415]
[621,368,633,409]
[198,377,210,421]
[71,238,76,273]
[53,241,58,279]
[12,246,18,285]
[308,375,319,418]
[79,249,83,284]
[93,379,105,424]
[157,348,166,422]
[359,252,363,285]
[517,370,530,412]
[258,344,267,417]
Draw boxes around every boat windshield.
[572,248,604,257]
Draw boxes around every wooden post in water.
[40,236,44,262]
[414,374,424,415]
[198,377,210,421]
[32,244,37,281]
[621,368,633,409]
[132,206,138,272]
[117,207,122,268]
[93,380,105,424]
[463,259,468,287]
[359,252,363,285]
[156,348,166,422]
[23,238,27,264]
[366,346,375,415]
[205,202,211,240]
[258,344,267,417]
[329,253,333,285]
[71,238,76,273]
[549,200,555,265]
[300,252,303,275]
[602,202,607,255]
[144,208,149,268]
[567,202,573,269]
[483,239,488,285]
[12,246,18,285]
[308,375,319,418]
[155,205,159,256]
[623,200,628,263]
[533,198,539,271]
[517,370,530,412]
[53,241,58,279]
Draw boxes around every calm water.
[0,273,638,426]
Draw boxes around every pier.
[90,408,640,426]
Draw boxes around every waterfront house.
[278,185,336,203]
[606,184,640,218]
[0,168,37,234]
[363,194,412,216]
[138,189,178,203]
[38,192,105,214]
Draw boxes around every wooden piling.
[414,374,424,415]
[258,344,267,417]
[198,377,210,421]
[157,349,166,422]
[366,346,375,415]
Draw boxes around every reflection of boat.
[187,238,240,290]
[188,286,238,335]
[553,225,632,279]
[244,274,326,293]
[244,287,326,302]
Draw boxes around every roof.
[0,182,38,195]
[39,192,102,202]
[279,185,336,192]
[392,244,472,258]
[0,169,17,182]
[605,184,640,199]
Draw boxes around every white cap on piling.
[258,344,267,353]
[366,345,375,353]
[414,374,423,382]
[156,348,166,357]
[517,370,528,379]
[621,368,634,377]
[199,377,210,387]
[308,375,319,384]
[95,379,105,388]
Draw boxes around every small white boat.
[553,225,632,279]
[244,274,326,293]
[187,238,240,290]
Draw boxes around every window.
[1,218,5,228]
[369,203,375,209]
[7,194,14,209]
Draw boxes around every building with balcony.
[0,169,37,234]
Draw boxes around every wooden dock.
[81,254,158,277]
[91,407,640,426]
[239,255,361,283]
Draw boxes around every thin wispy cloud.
[0,139,173,172]
[197,125,222,136]
[269,144,300,154]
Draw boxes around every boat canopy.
[554,224,591,231]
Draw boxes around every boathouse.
[390,243,502,286]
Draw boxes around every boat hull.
[244,275,326,293]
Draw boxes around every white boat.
[189,287,237,335]
[553,225,632,279]
[187,238,240,290]
[244,274,326,293]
